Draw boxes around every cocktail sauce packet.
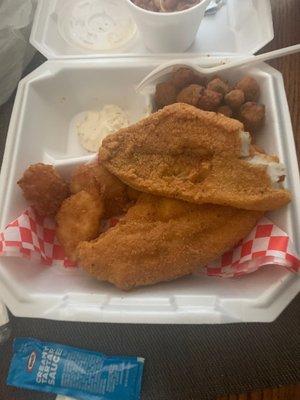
[7,338,144,400]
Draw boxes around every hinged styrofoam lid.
[57,0,137,52]
[30,0,274,59]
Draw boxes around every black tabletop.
[0,53,299,400]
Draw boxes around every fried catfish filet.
[77,194,262,290]
[99,103,291,211]
[18,163,69,217]
[56,190,104,261]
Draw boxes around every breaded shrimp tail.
[56,191,104,261]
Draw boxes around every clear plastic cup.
[124,0,212,53]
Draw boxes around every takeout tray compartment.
[13,62,150,162]
[30,0,274,58]
[0,56,299,324]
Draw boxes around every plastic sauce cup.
[124,0,212,53]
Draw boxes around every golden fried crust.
[70,163,129,218]
[96,164,130,217]
[70,163,102,196]
[100,103,244,161]
[56,191,104,261]
[77,194,262,290]
[99,104,291,211]
[104,154,291,211]
[18,163,69,217]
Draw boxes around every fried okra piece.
[224,89,245,110]
[239,102,265,132]
[155,80,177,108]
[236,76,260,102]
[207,77,230,97]
[217,105,233,118]
[198,89,222,111]
[176,84,204,106]
[172,67,195,89]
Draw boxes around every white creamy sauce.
[77,105,129,152]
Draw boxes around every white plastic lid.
[30,0,274,58]
[56,0,137,51]
[0,301,9,326]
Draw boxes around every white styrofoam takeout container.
[30,0,274,58]
[0,56,299,324]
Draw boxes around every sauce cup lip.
[124,0,210,17]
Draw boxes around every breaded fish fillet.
[99,103,291,211]
[56,191,104,261]
[77,194,262,290]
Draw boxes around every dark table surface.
[0,0,299,399]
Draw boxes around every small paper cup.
[124,0,212,53]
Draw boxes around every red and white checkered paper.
[0,207,299,277]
